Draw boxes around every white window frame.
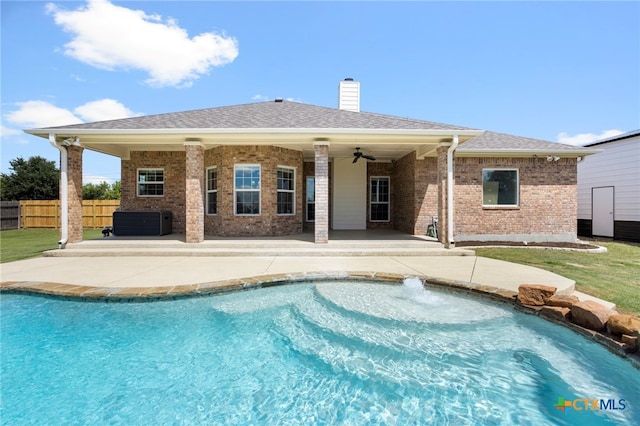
[137,168,164,197]
[482,168,519,207]
[277,166,296,216]
[369,176,390,222]
[306,176,315,222]
[206,166,218,216]
[234,164,261,216]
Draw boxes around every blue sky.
[2,1,639,184]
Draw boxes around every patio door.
[332,157,366,229]
[592,186,614,237]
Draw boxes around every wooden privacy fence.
[1,201,20,230]
[18,200,120,229]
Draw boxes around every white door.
[332,157,366,229]
[592,186,614,237]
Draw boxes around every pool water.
[1,280,638,425]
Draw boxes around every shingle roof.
[33,100,596,154]
[43,100,474,131]
[458,131,590,152]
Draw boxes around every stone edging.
[1,272,638,369]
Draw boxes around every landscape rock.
[571,301,618,331]
[540,306,571,321]
[517,284,557,306]
[607,314,640,336]
[621,334,639,351]
[546,294,579,308]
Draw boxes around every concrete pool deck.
[0,230,613,306]
[0,252,613,308]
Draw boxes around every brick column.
[185,142,205,243]
[314,141,330,243]
[66,145,83,243]
[436,146,449,246]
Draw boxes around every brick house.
[27,79,598,247]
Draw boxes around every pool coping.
[2,272,639,369]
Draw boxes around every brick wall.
[122,147,304,237]
[454,157,578,242]
[204,145,303,236]
[415,157,438,235]
[392,153,438,235]
[119,147,578,242]
[121,151,187,233]
[185,144,204,242]
[392,153,415,234]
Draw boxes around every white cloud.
[4,99,140,129]
[84,174,115,185]
[556,129,625,146]
[74,99,140,122]
[1,124,22,138]
[5,100,82,128]
[47,0,239,88]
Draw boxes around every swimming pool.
[1,279,638,425]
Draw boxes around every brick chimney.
[338,78,360,112]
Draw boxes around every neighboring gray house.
[577,129,640,242]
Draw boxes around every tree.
[106,181,121,199]
[82,181,121,200]
[0,156,59,200]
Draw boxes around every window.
[482,169,519,206]
[206,167,217,215]
[306,176,315,222]
[234,165,260,215]
[370,177,390,222]
[137,168,164,197]
[277,167,295,215]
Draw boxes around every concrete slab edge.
[1,273,637,369]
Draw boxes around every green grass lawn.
[0,228,102,264]
[475,241,640,316]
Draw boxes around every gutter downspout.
[49,133,68,249]
[447,134,459,248]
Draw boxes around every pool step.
[269,282,519,388]
[42,232,476,257]
[274,306,438,387]
[64,240,443,249]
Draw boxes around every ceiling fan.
[352,147,376,163]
